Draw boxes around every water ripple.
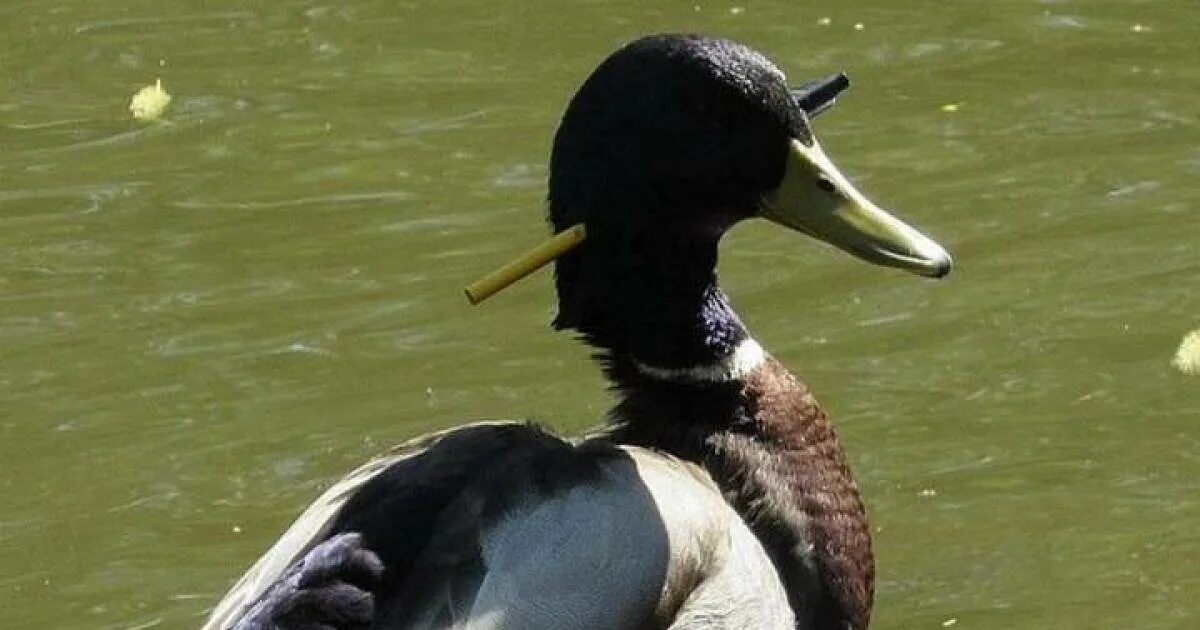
[173,191,411,210]
[73,11,255,34]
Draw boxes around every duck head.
[468,34,951,368]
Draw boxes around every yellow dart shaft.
[464,224,586,305]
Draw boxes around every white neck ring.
[633,338,766,383]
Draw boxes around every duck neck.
[583,268,875,630]
[607,282,756,382]
[555,226,753,375]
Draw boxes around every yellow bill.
[464,224,586,304]
[760,138,952,278]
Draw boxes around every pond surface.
[2,1,1198,628]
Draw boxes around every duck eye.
[815,174,836,194]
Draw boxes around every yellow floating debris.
[940,102,962,113]
[1173,328,1200,376]
[130,78,172,121]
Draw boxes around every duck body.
[213,421,799,630]
[206,33,951,630]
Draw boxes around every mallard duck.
[204,33,951,630]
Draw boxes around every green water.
[3,1,1198,627]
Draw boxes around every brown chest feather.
[609,359,874,630]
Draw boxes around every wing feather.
[202,421,528,629]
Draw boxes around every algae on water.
[130,79,171,121]
[1173,329,1200,376]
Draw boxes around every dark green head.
[545,34,950,356]
[549,34,809,239]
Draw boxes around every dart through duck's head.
[466,34,951,369]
